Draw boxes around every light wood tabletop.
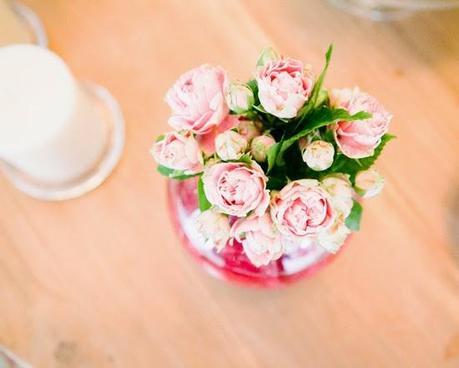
[1,0,459,367]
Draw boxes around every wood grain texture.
[1,0,459,367]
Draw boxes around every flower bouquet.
[152,45,394,286]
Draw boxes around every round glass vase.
[167,177,347,288]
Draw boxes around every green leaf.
[314,89,329,108]
[330,134,395,182]
[267,142,282,172]
[238,154,252,165]
[155,134,165,142]
[253,104,267,114]
[197,176,212,212]
[266,175,287,190]
[297,44,333,118]
[247,79,258,95]
[157,165,198,180]
[276,107,371,166]
[345,200,363,231]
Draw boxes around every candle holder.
[328,0,459,21]
[0,45,125,201]
[11,0,47,47]
[0,81,125,201]
[0,346,32,368]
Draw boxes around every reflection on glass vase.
[168,178,347,288]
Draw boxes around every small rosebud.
[196,209,230,252]
[225,82,254,114]
[215,130,248,161]
[250,135,276,163]
[256,47,279,67]
[236,119,261,142]
[355,168,384,198]
[300,139,334,171]
[321,174,354,218]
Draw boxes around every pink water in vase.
[168,178,346,288]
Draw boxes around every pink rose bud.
[355,168,384,198]
[231,213,283,267]
[151,131,203,174]
[196,208,231,252]
[320,174,354,218]
[203,161,269,217]
[165,64,229,134]
[236,119,261,142]
[271,179,335,240]
[215,130,248,161]
[256,47,279,67]
[256,57,314,119]
[250,134,276,163]
[299,139,334,171]
[225,82,254,114]
[317,215,351,254]
[330,87,392,159]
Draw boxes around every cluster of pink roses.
[152,47,393,267]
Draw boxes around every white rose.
[195,209,230,252]
[321,174,354,218]
[215,130,248,161]
[299,139,334,171]
[317,216,351,254]
[225,82,254,114]
[355,168,384,198]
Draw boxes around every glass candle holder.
[328,0,459,21]
[0,0,47,47]
[0,45,124,200]
[0,346,32,368]
[168,178,346,288]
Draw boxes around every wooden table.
[1,1,459,367]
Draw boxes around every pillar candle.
[0,45,108,184]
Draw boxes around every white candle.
[0,45,108,184]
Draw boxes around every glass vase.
[167,177,347,288]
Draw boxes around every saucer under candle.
[0,0,47,46]
[0,45,124,200]
[0,346,32,368]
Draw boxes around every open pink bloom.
[271,179,335,239]
[151,131,203,174]
[330,87,392,159]
[165,64,229,134]
[196,115,239,156]
[203,162,269,217]
[231,213,283,267]
[256,57,314,119]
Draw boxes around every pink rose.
[330,87,392,159]
[236,119,261,142]
[231,213,283,267]
[203,161,269,217]
[196,115,239,156]
[256,57,314,119]
[165,64,229,134]
[271,179,335,239]
[151,131,203,174]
